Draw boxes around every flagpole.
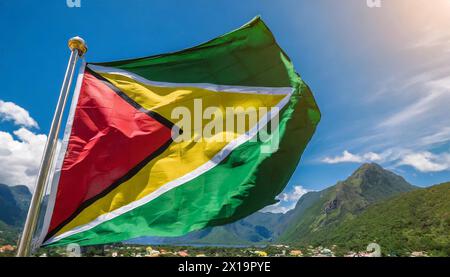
[16,37,87,257]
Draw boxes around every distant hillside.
[0,184,31,227]
[279,163,416,243]
[0,220,18,245]
[301,182,450,256]
[0,184,31,244]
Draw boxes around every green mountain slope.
[0,184,32,245]
[0,220,18,245]
[0,184,31,227]
[279,163,416,243]
[302,182,450,256]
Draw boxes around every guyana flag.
[39,17,320,247]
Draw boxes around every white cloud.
[0,101,64,191]
[322,150,382,164]
[279,185,309,202]
[399,151,450,172]
[261,185,310,214]
[0,127,46,190]
[378,76,450,129]
[0,100,38,128]
[321,75,450,173]
[420,127,450,146]
[409,30,450,50]
[378,92,442,128]
[322,148,450,173]
[322,35,450,165]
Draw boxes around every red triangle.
[48,71,173,235]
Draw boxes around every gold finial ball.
[68,36,88,56]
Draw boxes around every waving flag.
[39,17,320,247]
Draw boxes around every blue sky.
[0,0,449,213]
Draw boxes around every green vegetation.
[280,163,416,243]
[0,183,30,246]
[0,220,18,245]
[301,183,450,256]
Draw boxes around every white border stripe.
[37,62,86,248]
[44,90,292,245]
[88,64,293,95]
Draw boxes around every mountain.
[0,184,31,227]
[279,163,417,243]
[301,182,450,256]
[0,184,31,244]
[0,220,18,245]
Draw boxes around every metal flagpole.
[16,37,87,257]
